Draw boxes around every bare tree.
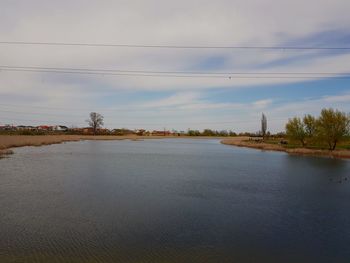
[87,112,104,135]
[261,113,267,139]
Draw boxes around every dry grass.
[221,138,350,159]
[0,135,80,151]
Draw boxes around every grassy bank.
[221,137,350,159]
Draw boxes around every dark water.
[1,139,350,263]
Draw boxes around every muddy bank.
[0,149,14,157]
[221,138,350,159]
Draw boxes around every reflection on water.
[1,139,350,262]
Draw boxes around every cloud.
[139,92,200,108]
[322,93,350,103]
[272,92,350,115]
[0,0,350,130]
[252,99,273,109]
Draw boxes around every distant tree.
[303,114,317,137]
[202,129,216,136]
[275,132,286,138]
[285,117,307,146]
[316,108,350,150]
[261,113,267,139]
[239,132,253,137]
[218,130,229,137]
[229,130,237,137]
[187,129,201,136]
[87,112,104,135]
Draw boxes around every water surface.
[1,139,350,262]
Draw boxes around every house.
[16,125,36,131]
[151,130,172,136]
[53,125,68,132]
[0,124,16,131]
[135,129,146,136]
[37,125,52,131]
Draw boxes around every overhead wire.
[0,41,349,50]
[1,67,349,79]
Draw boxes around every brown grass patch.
[221,138,350,159]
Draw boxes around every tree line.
[285,108,350,150]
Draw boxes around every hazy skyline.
[1,0,350,132]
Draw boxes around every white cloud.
[0,0,349,130]
[322,92,350,103]
[252,99,273,109]
[139,92,200,108]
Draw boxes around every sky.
[0,0,350,132]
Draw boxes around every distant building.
[151,130,171,136]
[53,125,68,132]
[16,125,37,131]
[37,125,52,131]
[0,124,16,131]
[135,129,146,136]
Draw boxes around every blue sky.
[0,0,350,132]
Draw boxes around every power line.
[0,41,349,50]
[0,65,349,76]
[1,67,350,79]
[0,68,228,79]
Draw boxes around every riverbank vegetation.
[1,109,349,159]
[222,108,350,159]
[285,108,350,150]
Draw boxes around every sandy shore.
[221,138,350,159]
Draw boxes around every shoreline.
[221,138,350,160]
[0,135,225,157]
[1,135,349,160]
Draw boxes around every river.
[1,139,349,262]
